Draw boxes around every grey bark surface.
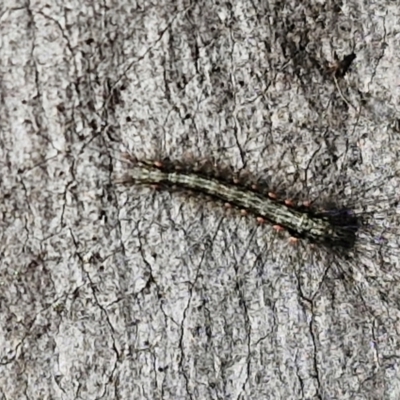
[1,1,400,399]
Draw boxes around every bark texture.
[1,1,400,399]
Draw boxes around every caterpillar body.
[120,159,362,251]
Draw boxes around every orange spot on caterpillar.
[273,225,285,232]
[224,202,233,209]
[303,200,312,207]
[289,237,299,245]
[154,160,163,168]
[256,216,266,224]
[284,199,294,207]
[251,184,258,191]
[268,192,277,199]
[240,209,248,216]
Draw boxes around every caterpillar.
[118,157,366,251]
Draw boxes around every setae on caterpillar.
[118,157,367,252]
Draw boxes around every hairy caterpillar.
[119,158,367,251]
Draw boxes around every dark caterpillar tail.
[316,208,360,250]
